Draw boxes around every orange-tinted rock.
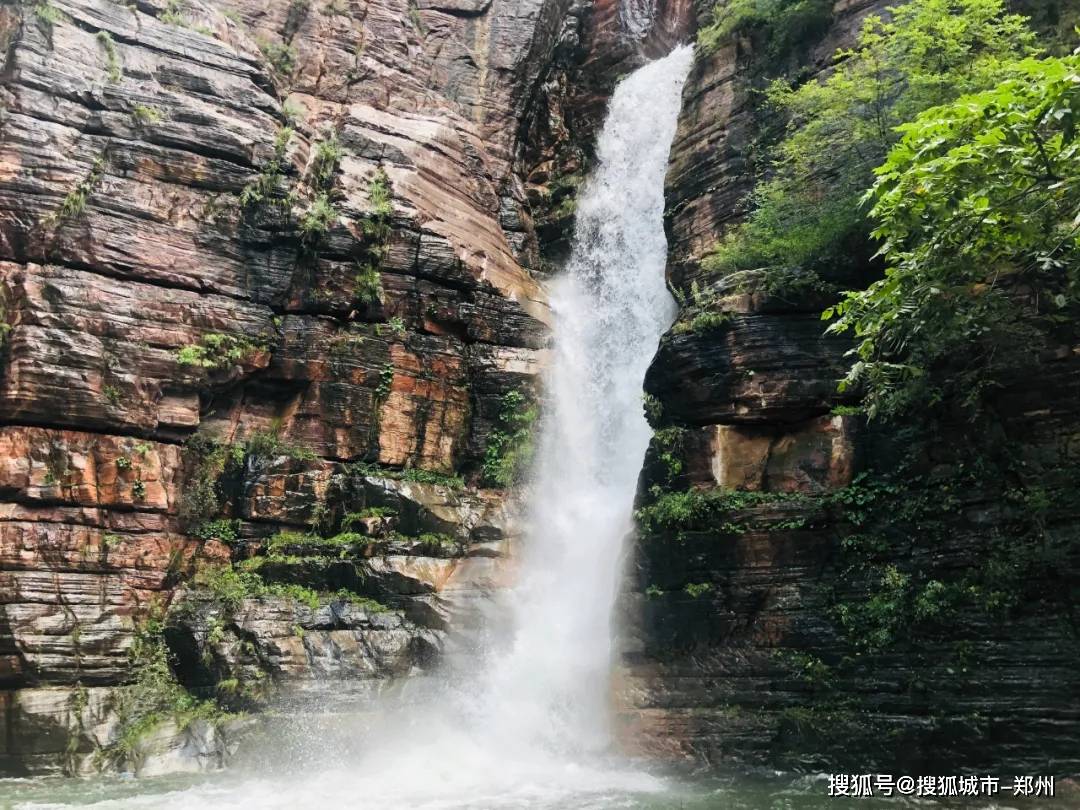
[0,0,587,774]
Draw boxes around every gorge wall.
[3,0,1076,784]
[0,0,693,776]
[618,0,1080,778]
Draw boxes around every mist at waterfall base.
[2,45,743,810]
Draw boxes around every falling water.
[479,42,695,756]
[6,45,695,810]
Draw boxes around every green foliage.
[823,460,1077,656]
[131,104,162,125]
[417,532,458,553]
[95,31,122,83]
[375,362,394,401]
[652,426,687,486]
[683,582,713,598]
[192,564,266,610]
[367,168,392,217]
[348,461,464,489]
[332,590,388,612]
[160,0,188,26]
[407,1,425,34]
[300,192,337,240]
[193,562,383,613]
[642,393,664,426]
[670,280,734,335]
[104,606,223,769]
[266,530,364,552]
[176,333,265,371]
[775,650,836,691]
[704,0,1037,281]
[179,435,244,526]
[310,134,342,187]
[636,487,811,534]
[353,262,382,305]
[672,309,732,336]
[244,428,317,461]
[33,1,65,31]
[827,54,1080,419]
[481,389,538,488]
[102,384,121,405]
[698,0,834,61]
[240,126,293,210]
[191,519,240,543]
[46,156,106,228]
[258,38,297,79]
[351,168,393,303]
[341,507,396,529]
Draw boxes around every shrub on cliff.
[827,54,1080,418]
[703,0,1036,280]
[698,0,834,61]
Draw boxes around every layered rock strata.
[0,0,609,775]
[617,0,1080,776]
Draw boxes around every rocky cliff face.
[617,0,1080,776]
[0,0,613,776]
[0,0,703,776]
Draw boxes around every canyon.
[0,0,1077,790]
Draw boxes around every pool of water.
[0,767,1017,810]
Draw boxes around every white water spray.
[479,43,695,757]
[17,44,695,810]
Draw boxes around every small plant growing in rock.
[642,393,664,425]
[179,435,246,527]
[350,169,393,302]
[191,519,240,543]
[239,126,293,210]
[102,603,227,770]
[160,0,188,26]
[407,1,426,35]
[176,333,265,371]
[281,99,303,125]
[310,134,342,187]
[244,428,317,462]
[33,0,65,35]
[348,461,464,489]
[482,389,538,488]
[45,156,106,228]
[115,455,132,470]
[367,168,392,222]
[375,363,394,401]
[353,262,382,305]
[95,31,122,83]
[299,192,337,240]
[257,38,297,79]
[677,310,733,335]
[131,104,162,125]
[131,479,147,500]
[684,582,713,599]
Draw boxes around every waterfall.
[43,44,696,810]
[479,43,695,756]
[344,46,696,804]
